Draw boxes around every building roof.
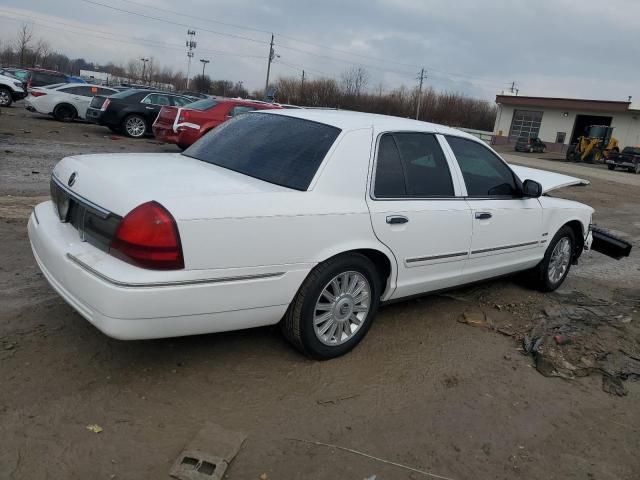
[495,95,631,113]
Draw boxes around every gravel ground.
[1,106,639,480]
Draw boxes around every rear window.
[183,113,340,191]
[185,98,217,110]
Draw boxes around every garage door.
[509,109,543,139]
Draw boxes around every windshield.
[185,98,218,110]
[183,113,341,191]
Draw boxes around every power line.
[76,0,269,46]
[0,11,264,60]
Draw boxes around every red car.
[153,98,281,149]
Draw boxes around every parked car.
[179,91,209,99]
[25,83,119,121]
[0,70,27,107]
[86,89,194,137]
[605,146,640,174]
[515,136,547,153]
[153,98,282,149]
[7,68,69,89]
[28,109,628,359]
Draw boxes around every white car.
[25,83,118,121]
[29,110,598,358]
[0,71,27,107]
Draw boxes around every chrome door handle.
[386,215,409,225]
[475,212,492,220]
[145,106,155,110]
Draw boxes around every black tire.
[608,164,615,170]
[566,145,577,162]
[635,163,640,175]
[0,87,13,107]
[281,253,381,359]
[530,226,575,292]
[121,114,147,138]
[53,104,77,122]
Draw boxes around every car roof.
[259,108,478,138]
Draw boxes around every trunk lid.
[155,106,179,128]
[89,95,108,109]
[52,153,289,218]
[509,164,589,193]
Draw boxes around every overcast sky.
[1,0,639,101]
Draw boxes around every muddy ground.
[1,106,639,480]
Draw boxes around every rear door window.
[171,96,193,106]
[142,94,171,106]
[446,136,517,197]
[374,132,454,198]
[184,113,340,191]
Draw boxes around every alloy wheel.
[0,89,10,106]
[548,237,571,284]
[125,116,146,137]
[313,271,371,346]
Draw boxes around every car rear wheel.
[0,87,12,107]
[635,163,640,175]
[122,114,147,138]
[608,164,616,170]
[281,253,381,359]
[53,104,77,122]
[530,226,575,292]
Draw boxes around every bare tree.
[341,66,369,97]
[15,24,33,67]
[33,39,51,68]
[126,59,140,82]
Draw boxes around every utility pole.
[416,68,426,120]
[185,30,197,90]
[199,58,210,93]
[301,69,305,102]
[140,57,149,85]
[264,33,275,94]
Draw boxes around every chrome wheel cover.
[125,116,146,137]
[313,271,371,346]
[548,237,571,284]
[0,90,10,106]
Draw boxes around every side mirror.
[522,179,543,198]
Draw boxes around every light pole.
[199,58,210,93]
[140,57,149,85]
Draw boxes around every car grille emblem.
[68,172,78,187]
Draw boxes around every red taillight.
[179,109,190,122]
[30,91,47,97]
[110,201,184,270]
[101,98,111,111]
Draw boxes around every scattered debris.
[259,474,268,480]
[522,290,640,394]
[287,438,456,480]
[169,422,246,480]
[458,310,492,329]
[86,424,103,433]
[316,394,359,405]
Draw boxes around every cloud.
[0,0,638,101]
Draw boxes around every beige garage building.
[492,94,640,153]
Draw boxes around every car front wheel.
[281,253,381,359]
[122,114,147,138]
[0,87,12,107]
[531,226,575,292]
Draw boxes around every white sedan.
[25,83,118,121]
[29,110,598,358]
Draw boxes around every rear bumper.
[152,125,181,145]
[28,201,309,340]
[606,159,637,168]
[12,91,27,101]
